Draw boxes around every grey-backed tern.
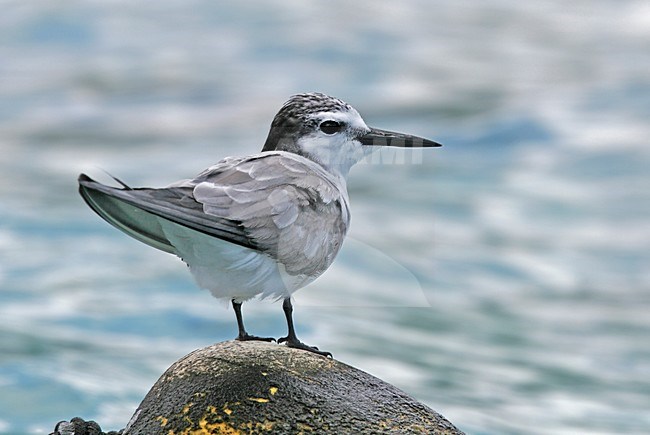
[78,92,440,356]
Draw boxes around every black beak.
[358,127,442,148]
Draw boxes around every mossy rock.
[122,340,463,434]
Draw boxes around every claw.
[237,333,276,343]
[279,336,332,357]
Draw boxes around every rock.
[122,340,463,434]
[50,417,120,435]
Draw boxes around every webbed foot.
[278,336,332,357]
[237,333,276,342]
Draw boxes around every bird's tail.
[78,174,178,254]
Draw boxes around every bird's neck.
[295,137,369,180]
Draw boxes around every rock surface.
[50,417,121,435]
[120,340,464,434]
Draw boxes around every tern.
[78,92,440,356]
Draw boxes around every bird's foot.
[278,336,332,357]
[236,333,276,343]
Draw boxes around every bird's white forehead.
[309,107,369,132]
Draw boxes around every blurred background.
[1,1,649,433]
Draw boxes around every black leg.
[231,299,275,342]
[278,298,331,357]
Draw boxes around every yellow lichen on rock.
[297,422,314,433]
[157,415,169,427]
[247,397,269,403]
[241,420,276,432]
[198,405,241,434]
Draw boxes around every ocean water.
[1,1,649,433]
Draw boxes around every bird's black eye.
[319,120,342,135]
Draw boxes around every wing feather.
[79,174,256,251]
[79,151,349,277]
[192,152,349,275]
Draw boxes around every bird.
[78,92,441,357]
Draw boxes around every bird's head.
[262,92,441,177]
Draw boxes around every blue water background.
[1,1,649,433]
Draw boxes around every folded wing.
[78,152,349,277]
